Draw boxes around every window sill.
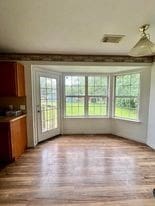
[63,116,142,123]
[112,117,142,123]
[64,116,109,119]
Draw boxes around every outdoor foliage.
[115,73,140,110]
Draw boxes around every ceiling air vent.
[102,34,125,43]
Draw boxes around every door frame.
[31,66,63,146]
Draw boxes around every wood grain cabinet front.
[0,123,12,162]
[0,116,27,163]
[0,62,25,97]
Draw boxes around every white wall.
[63,118,111,134]
[20,61,152,147]
[112,120,146,143]
[112,68,151,144]
[147,62,155,149]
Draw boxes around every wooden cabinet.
[0,115,27,163]
[0,123,12,162]
[0,62,25,97]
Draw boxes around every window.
[114,73,140,120]
[64,75,108,117]
[65,76,85,116]
[88,76,108,116]
[64,72,141,121]
[40,77,58,131]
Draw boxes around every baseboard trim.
[111,133,146,145]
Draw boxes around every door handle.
[36,105,41,113]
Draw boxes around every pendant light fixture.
[129,24,155,57]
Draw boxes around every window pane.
[116,73,140,97]
[40,77,46,88]
[88,97,107,116]
[65,97,84,116]
[65,76,85,96]
[115,97,139,120]
[40,77,58,132]
[88,76,107,96]
[114,73,140,120]
[131,73,140,85]
[47,78,52,88]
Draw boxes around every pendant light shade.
[129,24,155,57]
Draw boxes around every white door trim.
[31,66,62,145]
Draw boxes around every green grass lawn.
[115,107,137,119]
[65,102,137,119]
[41,102,138,120]
[66,102,106,116]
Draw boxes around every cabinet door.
[11,117,27,159]
[0,62,16,96]
[0,123,13,162]
[0,62,25,97]
[15,63,25,96]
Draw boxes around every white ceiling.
[0,0,155,55]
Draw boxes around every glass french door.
[37,72,60,142]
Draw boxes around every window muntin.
[65,97,85,116]
[65,76,85,117]
[114,73,140,120]
[40,77,58,132]
[88,97,107,116]
[64,75,108,117]
[88,76,107,96]
[88,76,108,116]
[65,76,85,96]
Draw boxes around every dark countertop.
[0,114,26,123]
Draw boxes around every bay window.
[64,72,141,121]
[64,75,109,117]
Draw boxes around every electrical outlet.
[20,105,26,111]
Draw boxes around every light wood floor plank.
[0,134,155,205]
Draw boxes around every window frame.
[64,74,86,117]
[112,71,141,121]
[63,73,110,118]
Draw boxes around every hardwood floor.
[0,134,155,205]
